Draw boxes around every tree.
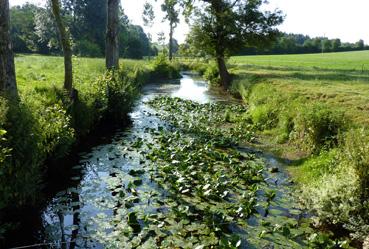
[50,0,73,95]
[322,39,332,53]
[332,38,341,52]
[0,0,18,97]
[185,0,283,88]
[34,6,60,54]
[356,39,364,50]
[161,0,180,61]
[143,1,155,27]
[106,0,120,69]
[10,4,40,53]
[157,31,166,48]
[120,25,151,59]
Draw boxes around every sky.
[9,0,369,44]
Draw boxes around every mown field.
[230,51,369,127]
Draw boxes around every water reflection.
[10,73,303,249]
[171,73,210,103]
[37,74,216,248]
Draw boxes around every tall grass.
[0,55,180,212]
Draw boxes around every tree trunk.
[50,0,73,95]
[0,0,18,97]
[106,0,119,70]
[216,55,231,89]
[169,22,174,61]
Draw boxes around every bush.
[249,104,278,130]
[0,99,43,209]
[0,98,10,165]
[203,63,220,85]
[301,129,369,242]
[105,68,141,122]
[150,53,180,80]
[291,103,346,153]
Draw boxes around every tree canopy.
[10,2,155,59]
[184,0,284,88]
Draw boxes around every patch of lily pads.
[91,97,352,248]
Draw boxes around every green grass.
[230,51,369,127]
[229,51,369,244]
[15,54,146,93]
[1,55,159,211]
[230,50,369,71]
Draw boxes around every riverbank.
[181,51,369,247]
[3,73,320,248]
[0,55,180,243]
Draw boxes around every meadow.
[226,51,369,244]
[14,55,146,93]
[230,51,369,127]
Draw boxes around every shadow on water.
[4,72,307,249]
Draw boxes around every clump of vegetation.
[291,103,346,153]
[91,96,331,248]
[150,53,180,80]
[148,96,255,144]
[301,129,369,243]
[0,57,180,212]
[203,62,220,85]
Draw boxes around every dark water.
[6,73,307,249]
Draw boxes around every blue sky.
[10,0,369,44]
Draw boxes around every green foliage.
[291,103,346,153]
[105,68,142,122]
[180,59,209,75]
[343,129,369,202]
[74,39,102,57]
[0,98,10,164]
[203,63,220,85]
[150,53,180,80]
[185,0,283,58]
[0,99,42,209]
[249,104,278,131]
[10,2,153,58]
[0,56,162,211]
[237,33,368,56]
[299,129,369,243]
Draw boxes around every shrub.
[0,98,10,164]
[291,103,346,153]
[150,53,180,80]
[203,63,220,85]
[343,129,369,202]
[0,99,42,209]
[106,69,141,122]
[249,103,278,130]
[71,74,109,136]
[293,103,346,153]
[301,129,369,242]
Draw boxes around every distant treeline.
[238,33,368,55]
[10,2,158,58]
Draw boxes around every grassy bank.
[182,51,369,245]
[230,51,369,245]
[0,55,179,218]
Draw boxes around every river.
[6,73,309,249]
